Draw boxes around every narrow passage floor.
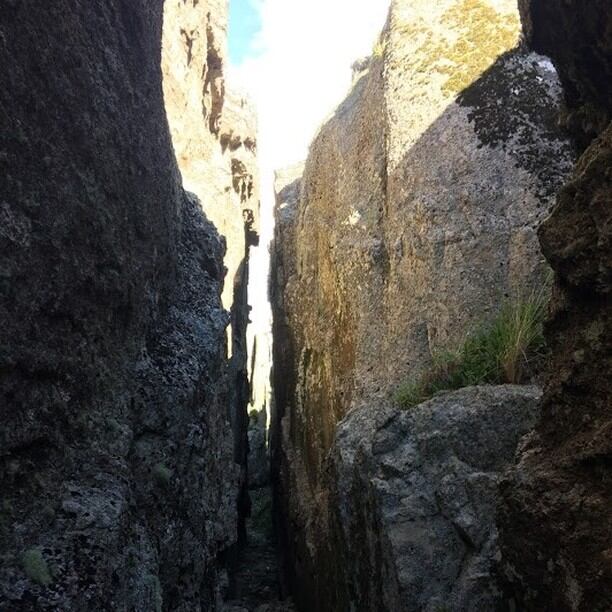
[223,487,295,612]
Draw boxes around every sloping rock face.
[162,0,261,542]
[330,386,541,611]
[270,0,574,609]
[0,2,240,609]
[498,2,612,609]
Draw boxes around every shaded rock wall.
[518,0,612,148]
[270,0,574,609]
[161,0,261,544]
[269,165,303,600]
[498,2,612,609]
[0,1,243,609]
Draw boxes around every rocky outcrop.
[162,0,261,545]
[497,2,612,610]
[270,0,574,608]
[328,385,541,611]
[0,1,245,609]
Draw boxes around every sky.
[228,0,261,66]
[228,0,390,340]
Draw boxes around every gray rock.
[498,3,612,609]
[162,0,262,547]
[331,385,542,611]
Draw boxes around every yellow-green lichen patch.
[394,0,520,96]
[441,0,520,95]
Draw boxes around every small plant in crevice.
[21,547,52,586]
[144,574,163,612]
[395,291,548,409]
[372,38,386,59]
[249,489,274,540]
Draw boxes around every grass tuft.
[395,292,548,409]
[372,39,385,58]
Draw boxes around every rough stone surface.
[270,1,574,609]
[269,163,303,502]
[329,385,541,611]
[0,1,242,609]
[498,2,612,609]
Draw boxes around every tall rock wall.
[498,1,612,609]
[270,0,574,609]
[0,1,245,609]
[162,0,261,543]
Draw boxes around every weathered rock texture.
[329,385,540,611]
[498,2,612,609]
[162,0,261,543]
[247,408,269,490]
[270,0,574,609]
[0,1,245,609]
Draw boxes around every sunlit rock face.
[270,0,574,609]
[498,2,612,609]
[0,0,240,610]
[162,0,261,543]
[162,0,260,315]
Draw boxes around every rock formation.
[0,1,256,609]
[1,0,608,609]
[497,2,612,610]
[270,0,574,609]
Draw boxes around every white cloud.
[230,0,390,172]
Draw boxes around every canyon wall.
[270,0,574,609]
[0,1,250,609]
[162,0,261,543]
[498,1,612,609]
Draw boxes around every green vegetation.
[395,293,548,409]
[248,408,260,424]
[152,463,172,488]
[21,548,52,586]
[146,574,163,612]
